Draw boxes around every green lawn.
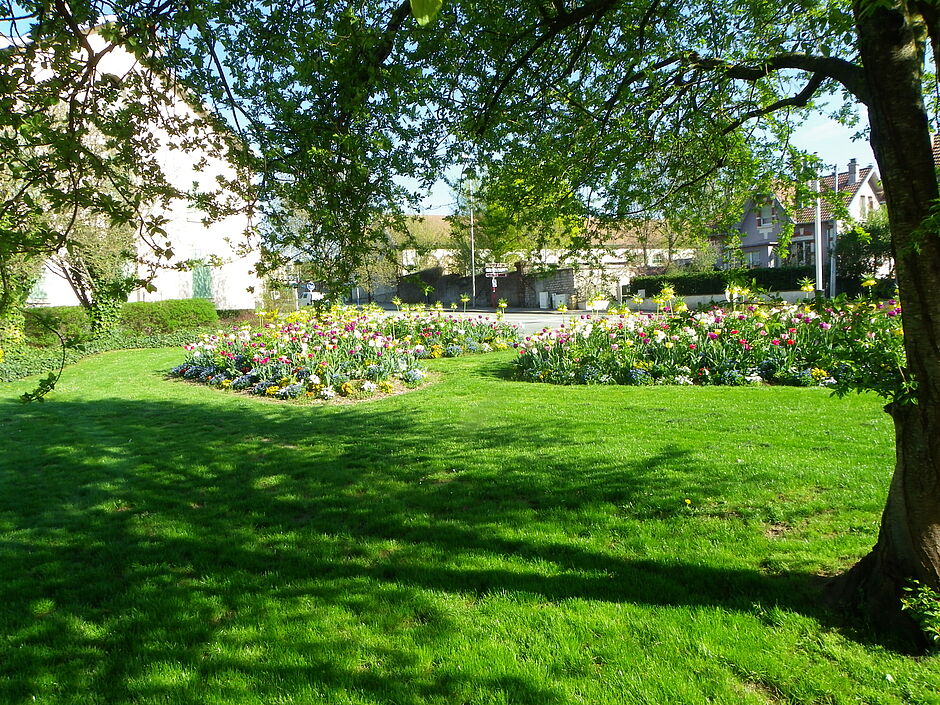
[1,349,937,704]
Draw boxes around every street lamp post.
[830,164,839,298]
[814,175,824,299]
[469,180,476,303]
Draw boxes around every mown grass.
[0,349,937,704]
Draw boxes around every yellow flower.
[379,381,394,394]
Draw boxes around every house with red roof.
[722,159,884,272]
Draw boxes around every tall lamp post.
[830,164,840,298]
[814,174,824,300]
[469,177,476,303]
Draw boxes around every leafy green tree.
[447,169,585,273]
[43,199,143,333]
[411,0,940,641]
[836,209,895,296]
[0,5,248,328]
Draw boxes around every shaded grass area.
[0,349,937,704]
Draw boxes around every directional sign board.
[484,262,509,276]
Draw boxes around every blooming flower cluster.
[513,299,906,398]
[170,304,518,400]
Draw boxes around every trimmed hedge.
[0,330,209,382]
[21,298,221,345]
[3,299,225,382]
[632,266,814,296]
[23,306,93,347]
[121,298,219,334]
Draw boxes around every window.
[746,251,762,267]
[791,241,814,265]
[192,261,214,300]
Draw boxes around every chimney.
[847,158,858,186]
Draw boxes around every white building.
[21,28,260,310]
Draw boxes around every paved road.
[372,304,610,336]
[453,309,597,336]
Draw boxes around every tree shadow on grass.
[0,388,887,703]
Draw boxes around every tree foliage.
[446,169,585,272]
[837,208,895,296]
[0,2,250,319]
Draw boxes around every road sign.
[484,262,509,276]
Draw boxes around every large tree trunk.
[833,0,940,642]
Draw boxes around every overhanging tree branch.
[689,52,870,105]
[720,71,828,134]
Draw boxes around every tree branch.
[689,52,870,105]
[475,0,621,135]
[720,71,828,134]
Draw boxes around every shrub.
[23,306,93,346]
[901,580,940,648]
[0,346,83,382]
[632,266,814,297]
[217,308,259,324]
[120,299,219,334]
[0,330,211,382]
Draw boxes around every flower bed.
[513,300,906,398]
[170,305,518,400]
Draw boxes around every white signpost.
[484,263,508,306]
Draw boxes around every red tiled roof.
[791,167,875,224]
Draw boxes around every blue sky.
[791,111,875,172]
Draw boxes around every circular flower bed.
[170,305,518,400]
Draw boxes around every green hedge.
[632,266,814,296]
[120,298,219,334]
[3,299,223,382]
[23,306,93,347]
[21,299,221,345]
[0,330,207,382]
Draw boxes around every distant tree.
[836,209,895,296]
[42,194,146,333]
[447,170,584,272]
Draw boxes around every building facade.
[724,159,884,275]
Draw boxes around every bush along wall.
[120,298,219,334]
[632,266,814,296]
[2,299,224,382]
[23,306,93,347]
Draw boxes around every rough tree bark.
[831,0,940,642]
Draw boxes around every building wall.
[27,31,260,311]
